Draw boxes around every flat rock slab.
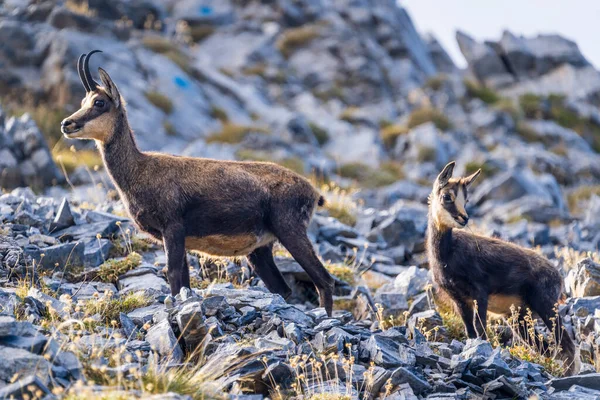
[0,345,51,385]
[119,272,169,295]
[549,373,600,391]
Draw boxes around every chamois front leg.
[455,299,477,338]
[162,223,189,296]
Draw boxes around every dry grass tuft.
[338,162,403,188]
[407,107,451,131]
[83,291,152,326]
[325,262,356,285]
[380,124,408,149]
[277,25,321,58]
[53,146,103,174]
[320,183,359,227]
[567,185,600,214]
[145,91,173,114]
[142,36,192,73]
[206,124,269,144]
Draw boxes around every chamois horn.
[82,50,102,92]
[77,53,89,92]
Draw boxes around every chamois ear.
[98,68,120,108]
[464,169,481,188]
[436,161,455,189]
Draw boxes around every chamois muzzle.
[60,118,81,136]
[456,214,469,226]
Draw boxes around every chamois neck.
[427,206,453,261]
[98,111,144,191]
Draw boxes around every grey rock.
[202,295,228,316]
[480,348,513,377]
[407,310,448,341]
[146,319,183,363]
[365,330,410,369]
[176,301,208,350]
[390,367,432,395]
[568,258,600,297]
[50,198,75,232]
[0,375,50,399]
[550,373,600,391]
[0,345,51,385]
[119,312,138,339]
[27,288,70,319]
[255,331,295,352]
[119,270,169,295]
[570,296,600,318]
[393,265,431,299]
[127,303,165,326]
[0,334,47,354]
[25,241,85,272]
[53,220,119,241]
[83,237,113,268]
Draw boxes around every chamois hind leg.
[527,293,579,375]
[247,244,292,300]
[272,227,334,316]
[163,223,189,296]
[474,297,488,339]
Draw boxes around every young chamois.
[427,161,579,375]
[60,51,335,315]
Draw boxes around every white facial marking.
[455,186,466,215]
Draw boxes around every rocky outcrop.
[457,29,600,100]
[0,109,63,190]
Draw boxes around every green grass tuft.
[464,79,500,104]
[97,252,142,284]
[210,106,229,123]
[309,122,330,146]
[464,161,498,179]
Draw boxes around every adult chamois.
[60,51,335,315]
[427,161,579,375]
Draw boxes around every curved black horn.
[83,50,102,91]
[77,53,90,92]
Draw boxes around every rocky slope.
[3,0,600,399]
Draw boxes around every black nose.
[61,119,73,127]
[462,215,469,224]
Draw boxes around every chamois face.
[430,161,481,230]
[61,51,121,143]
[61,89,117,142]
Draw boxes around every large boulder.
[0,112,63,190]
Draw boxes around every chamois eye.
[442,194,452,203]
[94,99,105,108]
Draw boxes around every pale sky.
[402,0,600,69]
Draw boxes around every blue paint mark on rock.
[200,6,212,15]
[174,76,189,89]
